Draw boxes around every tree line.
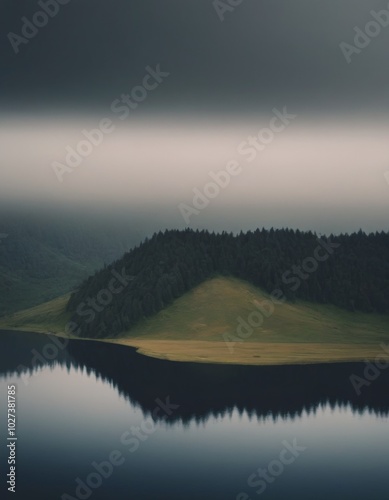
[67,228,389,338]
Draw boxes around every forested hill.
[66,228,389,338]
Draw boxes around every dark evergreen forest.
[67,228,389,338]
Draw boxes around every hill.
[66,228,389,338]
[2,276,389,365]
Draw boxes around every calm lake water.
[1,330,389,500]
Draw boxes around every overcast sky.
[1,0,388,233]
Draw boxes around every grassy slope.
[0,258,99,317]
[1,277,389,365]
[0,213,140,316]
[0,232,103,317]
[0,294,72,334]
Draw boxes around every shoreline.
[2,327,389,367]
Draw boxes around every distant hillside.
[67,228,389,338]
[0,209,142,315]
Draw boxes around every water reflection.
[2,330,389,423]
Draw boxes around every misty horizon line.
[0,202,388,239]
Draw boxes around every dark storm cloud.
[1,0,389,114]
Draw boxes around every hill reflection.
[2,330,389,423]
